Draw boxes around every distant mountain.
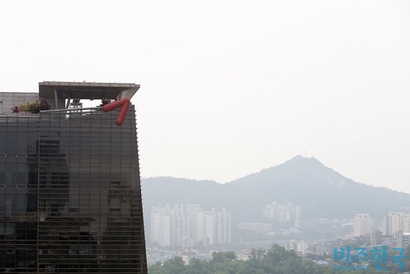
[141,156,410,223]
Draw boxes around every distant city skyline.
[1,1,409,193]
[150,204,231,248]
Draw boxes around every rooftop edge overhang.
[39,81,140,100]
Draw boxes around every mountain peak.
[142,155,410,220]
[228,155,346,187]
[287,155,323,165]
[281,155,327,171]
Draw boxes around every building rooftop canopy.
[39,81,140,100]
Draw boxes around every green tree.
[150,256,186,274]
[210,251,236,264]
[249,248,265,269]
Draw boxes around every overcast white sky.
[1,1,409,193]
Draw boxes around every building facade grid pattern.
[0,104,147,273]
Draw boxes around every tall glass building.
[0,82,147,273]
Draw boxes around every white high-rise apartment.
[354,214,373,237]
[150,204,232,247]
[404,233,410,248]
[150,208,162,244]
[150,205,172,247]
[285,240,307,255]
[185,204,203,240]
[263,201,301,223]
[195,211,204,244]
[404,215,410,233]
[383,212,410,236]
[217,208,232,244]
[396,232,410,248]
[203,210,216,245]
[391,212,404,235]
[297,241,308,255]
[170,204,185,246]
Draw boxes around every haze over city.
[0,1,409,193]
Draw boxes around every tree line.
[149,244,410,274]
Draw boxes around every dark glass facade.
[0,106,147,273]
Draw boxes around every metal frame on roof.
[39,81,140,109]
[39,81,139,99]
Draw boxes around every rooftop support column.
[65,98,71,109]
[54,89,59,109]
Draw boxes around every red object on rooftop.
[102,98,131,126]
[116,99,130,126]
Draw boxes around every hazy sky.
[1,1,409,193]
